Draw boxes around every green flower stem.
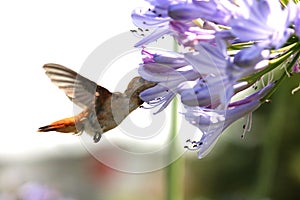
[165,39,185,200]
[166,96,185,200]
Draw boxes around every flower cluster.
[132,0,300,158]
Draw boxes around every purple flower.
[294,3,300,38]
[182,39,238,108]
[169,21,216,47]
[230,0,296,49]
[178,78,250,108]
[132,0,300,160]
[138,49,200,113]
[184,82,275,158]
[146,0,188,9]
[131,0,189,28]
[132,0,222,47]
[169,0,239,25]
[167,2,203,20]
[233,44,270,68]
[139,37,270,112]
[181,38,269,109]
[131,0,193,47]
[131,7,170,29]
[184,38,230,75]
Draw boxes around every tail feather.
[38,117,80,134]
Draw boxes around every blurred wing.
[43,63,111,109]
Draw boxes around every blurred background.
[0,0,300,199]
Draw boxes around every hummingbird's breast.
[94,93,131,132]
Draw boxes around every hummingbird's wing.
[43,63,111,109]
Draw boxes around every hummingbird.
[38,63,156,142]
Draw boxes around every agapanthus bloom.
[132,0,221,47]
[132,0,300,158]
[182,38,269,108]
[169,0,239,25]
[138,49,200,112]
[131,0,194,46]
[169,21,216,47]
[137,38,270,157]
[184,82,275,158]
[230,0,296,49]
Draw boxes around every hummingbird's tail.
[38,117,80,134]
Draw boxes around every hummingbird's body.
[38,63,156,142]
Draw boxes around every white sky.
[0,0,158,160]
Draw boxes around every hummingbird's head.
[125,77,156,97]
[124,77,156,108]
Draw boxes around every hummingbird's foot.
[93,132,102,143]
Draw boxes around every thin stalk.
[165,39,185,200]
[166,97,184,200]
